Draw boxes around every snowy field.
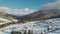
[0,18,60,34]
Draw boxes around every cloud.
[0,6,12,14]
[0,6,11,12]
[0,6,33,16]
[12,8,33,16]
[41,0,60,10]
[24,8,29,11]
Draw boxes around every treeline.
[11,29,49,34]
[0,21,17,29]
[11,24,52,34]
[11,30,33,34]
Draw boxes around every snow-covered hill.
[0,17,12,25]
[0,18,60,34]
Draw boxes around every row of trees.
[11,27,51,34]
[11,30,33,34]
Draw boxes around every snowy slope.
[0,21,48,34]
[0,17,12,25]
[0,18,60,34]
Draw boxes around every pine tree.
[23,30,26,34]
[47,27,49,31]
[28,30,33,34]
[17,32,20,34]
[28,30,30,34]
[30,30,33,34]
[11,30,14,34]
[40,31,43,34]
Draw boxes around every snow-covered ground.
[0,18,60,34]
[0,17,12,25]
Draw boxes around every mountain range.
[18,9,60,22]
[0,9,60,28]
[0,9,60,23]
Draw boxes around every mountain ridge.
[19,9,60,22]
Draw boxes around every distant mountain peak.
[0,12,7,15]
